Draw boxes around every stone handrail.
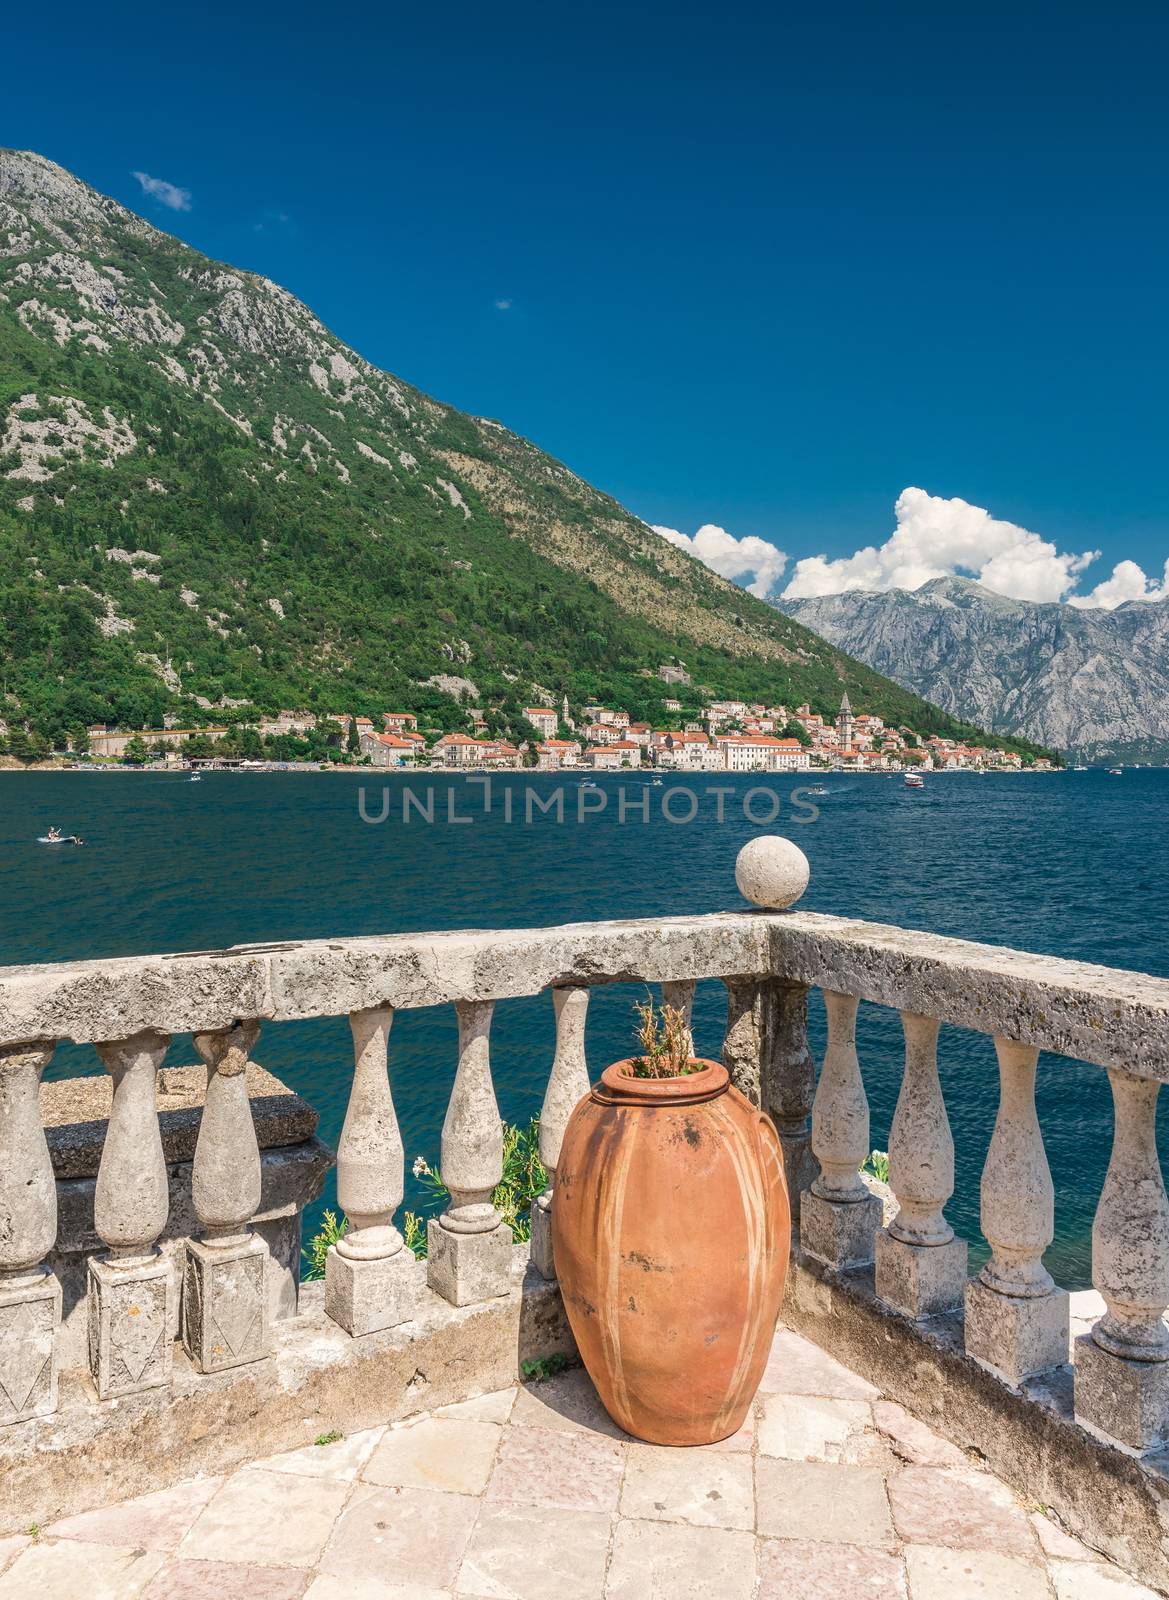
[1,839,1168,1462]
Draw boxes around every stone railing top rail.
[1,906,1167,1077]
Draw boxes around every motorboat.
[805,784,829,796]
[1108,768,1123,776]
[903,772,925,789]
[37,833,83,845]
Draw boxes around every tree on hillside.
[783,719,812,747]
[123,735,148,765]
[347,719,360,756]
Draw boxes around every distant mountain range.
[777,576,1169,762]
[0,149,1052,757]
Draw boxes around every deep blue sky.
[6,1,1168,591]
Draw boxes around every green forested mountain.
[0,150,1048,756]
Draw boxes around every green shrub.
[303,1118,547,1273]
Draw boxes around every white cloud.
[494,298,512,311]
[132,171,192,212]
[652,522,788,598]
[1068,557,1169,609]
[783,487,1101,604]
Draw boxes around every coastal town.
[70,682,1054,773]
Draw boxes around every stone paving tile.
[755,1458,894,1546]
[755,1392,876,1462]
[904,1542,1054,1599]
[0,1538,27,1579]
[363,1418,502,1496]
[485,1422,625,1511]
[871,1399,969,1467]
[1050,1563,1166,1600]
[305,1577,453,1600]
[44,1474,222,1550]
[434,1389,515,1424]
[620,1442,754,1529]
[605,1519,756,1600]
[0,1538,165,1598]
[758,1328,882,1400]
[698,1408,755,1451]
[457,1502,611,1600]
[180,1468,351,1568]
[508,1368,629,1438]
[317,1483,478,1589]
[887,1465,1040,1563]
[1032,1510,1096,1561]
[253,1427,385,1482]
[756,1536,908,1599]
[142,1557,310,1598]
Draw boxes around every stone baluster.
[722,978,817,1216]
[88,1029,173,1400]
[875,1014,967,1319]
[661,979,696,1059]
[182,1020,270,1372]
[531,987,591,1280]
[766,982,818,1218]
[800,991,882,1268]
[0,1042,62,1424]
[722,977,767,1104]
[1075,1070,1169,1451]
[428,1000,512,1306]
[325,1006,416,1335]
[965,1039,1068,1387]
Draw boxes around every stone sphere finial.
[735,835,810,909]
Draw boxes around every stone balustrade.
[1,843,1169,1468]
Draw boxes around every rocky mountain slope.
[0,150,1047,754]
[778,576,1169,762]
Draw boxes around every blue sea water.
[1,765,1167,1288]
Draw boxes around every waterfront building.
[535,738,580,770]
[523,707,558,739]
[584,740,643,769]
[361,731,417,768]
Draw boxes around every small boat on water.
[903,772,925,789]
[37,833,84,846]
[1108,768,1123,776]
[805,785,829,797]
[189,774,202,782]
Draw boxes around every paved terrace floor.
[0,1326,1156,1600]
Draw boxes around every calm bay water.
[2,765,1167,1287]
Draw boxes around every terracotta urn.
[552,1057,790,1445]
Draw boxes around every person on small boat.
[46,825,61,841]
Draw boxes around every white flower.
[412,1156,430,1178]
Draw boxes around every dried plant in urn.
[552,989,790,1446]
[630,997,699,1078]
